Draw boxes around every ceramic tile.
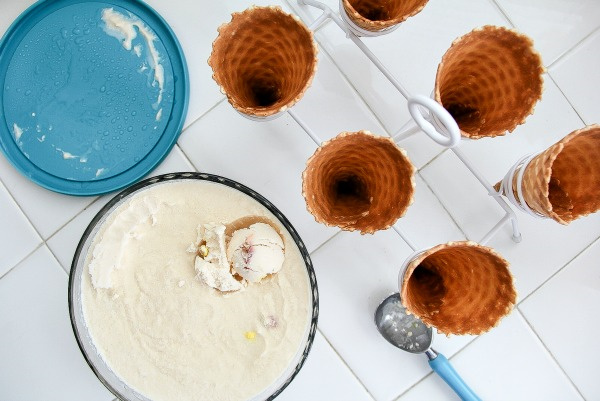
[311,230,476,401]
[520,239,600,400]
[0,180,41,278]
[0,246,114,401]
[0,155,96,239]
[292,47,387,142]
[420,150,600,300]
[396,127,446,171]
[278,331,374,401]
[47,145,193,272]
[550,29,600,126]
[393,173,466,250]
[178,100,339,253]
[291,0,510,134]
[143,0,297,129]
[0,0,35,38]
[495,0,600,65]
[46,197,109,272]
[146,144,196,176]
[397,311,582,401]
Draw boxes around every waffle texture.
[400,241,516,335]
[341,0,429,32]
[434,26,544,139]
[495,125,600,224]
[208,6,318,118]
[302,131,415,234]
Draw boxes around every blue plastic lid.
[0,0,189,195]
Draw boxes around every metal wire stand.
[288,0,523,248]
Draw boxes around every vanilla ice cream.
[191,223,245,292]
[227,223,285,283]
[80,180,312,401]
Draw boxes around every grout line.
[316,328,377,401]
[517,308,587,400]
[517,236,600,306]
[547,26,600,71]
[416,148,447,172]
[393,371,434,401]
[45,196,103,243]
[416,171,469,241]
[174,144,198,173]
[0,243,44,281]
[181,97,227,136]
[0,180,56,278]
[46,241,70,276]
[545,72,588,126]
[0,178,46,242]
[417,168,472,241]
[176,98,228,173]
[176,143,202,173]
[489,0,517,28]
[309,230,343,256]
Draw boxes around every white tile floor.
[1,0,598,400]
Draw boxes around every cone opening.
[332,173,371,210]
[248,76,282,107]
[402,243,516,335]
[303,131,415,234]
[210,7,317,117]
[435,26,543,138]
[345,0,428,23]
[405,264,446,317]
[548,127,600,222]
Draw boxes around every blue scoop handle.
[428,353,481,401]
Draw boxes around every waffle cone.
[302,131,415,234]
[495,125,600,224]
[434,26,544,139]
[208,6,318,118]
[341,0,429,32]
[400,241,516,335]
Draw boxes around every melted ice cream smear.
[101,8,165,114]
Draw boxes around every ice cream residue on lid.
[101,8,165,111]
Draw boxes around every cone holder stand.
[240,0,524,251]
[497,152,548,219]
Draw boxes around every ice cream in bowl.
[69,173,318,401]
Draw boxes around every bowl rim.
[68,171,319,401]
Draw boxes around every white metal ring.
[407,95,460,148]
[498,152,547,219]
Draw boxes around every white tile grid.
[1,0,600,400]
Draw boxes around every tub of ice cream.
[68,172,319,401]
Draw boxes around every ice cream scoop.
[375,293,481,401]
[227,223,285,282]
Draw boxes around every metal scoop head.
[375,292,432,354]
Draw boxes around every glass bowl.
[68,172,319,401]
